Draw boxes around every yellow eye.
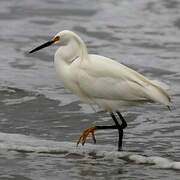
[52,36,60,42]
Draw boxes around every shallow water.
[0,0,180,179]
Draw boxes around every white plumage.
[29,30,171,150]
[53,30,170,112]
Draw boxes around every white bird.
[29,30,171,151]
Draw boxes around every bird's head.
[29,30,76,54]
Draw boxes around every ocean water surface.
[0,0,180,179]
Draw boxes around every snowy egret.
[29,30,170,151]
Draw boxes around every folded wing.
[77,55,170,105]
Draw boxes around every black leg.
[116,111,127,129]
[110,113,123,151]
[80,112,127,151]
[110,112,127,151]
[96,125,117,129]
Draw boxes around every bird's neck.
[55,36,89,64]
[76,36,89,61]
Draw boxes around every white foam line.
[0,132,180,170]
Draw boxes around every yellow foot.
[77,126,97,146]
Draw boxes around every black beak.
[29,40,55,53]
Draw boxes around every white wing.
[76,55,170,105]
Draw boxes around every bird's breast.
[54,57,89,101]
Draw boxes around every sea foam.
[0,132,179,170]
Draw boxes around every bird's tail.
[144,80,171,105]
